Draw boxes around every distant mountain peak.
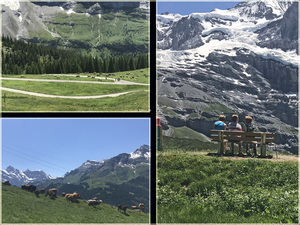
[2,166,54,187]
[130,144,150,160]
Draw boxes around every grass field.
[1,68,150,111]
[2,68,150,84]
[2,185,149,223]
[2,80,148,96]
[1,90,149,112]
[157,151,298,223]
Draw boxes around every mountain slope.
[2,1,149,57]
[156,1,298,154]
[2,185,149,223]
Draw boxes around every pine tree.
[129,55,135,71]
[108,57,115,73]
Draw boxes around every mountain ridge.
[156,1,298,154]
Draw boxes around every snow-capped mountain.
[130,145,150,160]
[157,1,298,154]
[3,144,150,187]
[2,166,55,187]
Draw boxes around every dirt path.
[1,87,146,99]
[1,77,150,86]
[158,151,298,162]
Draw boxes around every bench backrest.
[210,130,275,143]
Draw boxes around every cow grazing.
[76,75,80,77]
[21,184,36,192]
[40,188,45,194]
[87,200,99,206]
[61,192,66,197]
[139,203,145,212]
[66,192,82,203]
[50,191,56,199]
[118,204,128,213]
[34,190,40,197]
[131,206,139,210]
[45,188,58,197]
[3,180,11,186]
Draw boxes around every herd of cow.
[4,181,146,213]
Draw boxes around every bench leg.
[218,142,224,155]
[261,144,266,157]
[260,133,267,157]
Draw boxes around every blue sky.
[2,118,150,178]
[157,1,240,15]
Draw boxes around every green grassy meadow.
[2,68,150,84]
[2,185,149,223]
[1,90,149,112]
[2,80,148,96]
[1,68,150,111]
[157,152,298,223]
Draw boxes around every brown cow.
[3,180,11,186]
[61,192,66,197]
[118,204,128,213]
[139,203,145,212]
[34,190,40,197]
[21,184,36,192]
[66,192,82,203]
[87,200,99,206]
[45,188,57,197]
[40,188,45,194]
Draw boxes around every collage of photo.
[1,0,298,224]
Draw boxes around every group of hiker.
[214,114,257,156]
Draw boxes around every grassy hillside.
[1,90,149,112]
[2,185,149,223]
[157,153,298,223]
[162,136,219,151]
[169,126,210,141]
[39,8,149,57]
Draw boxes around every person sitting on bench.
[213,115,229,153]
[228,114,244,156]
[243,116,257,156]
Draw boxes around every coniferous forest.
[2,36,149,75]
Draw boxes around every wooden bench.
[210,130,275,157]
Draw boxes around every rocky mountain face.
[157,0,298,154]
[2,166,54,187]
[2,0,149,57]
